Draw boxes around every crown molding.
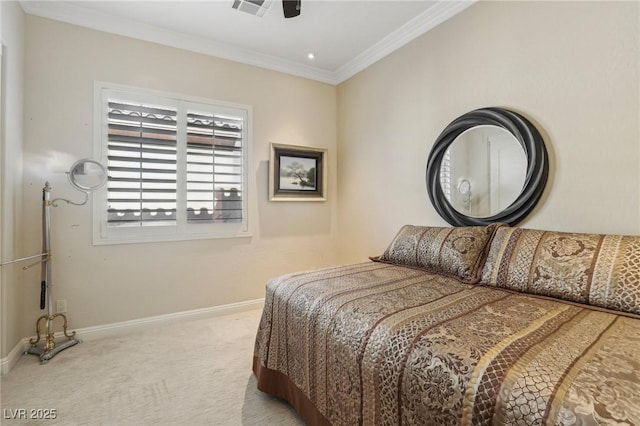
[19,0,337,84]
[19,0,475,86]
[334,0,476,84]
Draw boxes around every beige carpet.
[0,309,304,425]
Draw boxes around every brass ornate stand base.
[25,313,80,364]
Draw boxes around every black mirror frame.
[426,107,549,227]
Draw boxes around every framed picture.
[269,143,327,201]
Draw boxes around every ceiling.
[20,0,475,85]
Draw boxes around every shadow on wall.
[517,112,556,228]
[256,161,332,238]
[241,374,304,425]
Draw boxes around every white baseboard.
[1,298,264,375]
[0,337,30,375]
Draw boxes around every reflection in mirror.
[440,125,526,218]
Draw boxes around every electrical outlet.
[56,299,67,314]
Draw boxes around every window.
[93,82,251,244]
[440,149,452,202]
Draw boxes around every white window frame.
[93,81,252,245]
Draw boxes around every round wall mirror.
[426,107,548,226]
[68,159,108,192]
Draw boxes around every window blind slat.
[109,177,177,184]
[108,198,177,203]
[184,170,214,176]
[108,166,178,174]
[109,135,177,147]
[185,170,240,175]
[108,123,176,139]
[187,139,241,146]
[187,138,241,146]
[108,156,177,165]
[187,110,243,122]
[108,144,176,155]
[108,114,177,126]
[108,188,177,193]
[108,208,177,213]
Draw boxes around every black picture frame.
[269,143,327,201]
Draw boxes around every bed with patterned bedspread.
[253,225,640,425]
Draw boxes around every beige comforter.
[253,262,640,425]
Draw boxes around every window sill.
[92,231,253,246]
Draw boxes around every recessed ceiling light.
[307,53,315,60]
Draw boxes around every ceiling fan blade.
[283,0,301,18]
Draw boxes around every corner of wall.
[1,0,26,362]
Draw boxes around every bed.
[253,225,640,425]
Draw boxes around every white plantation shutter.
[107,100,178,226]
[186,111,244,223]
[95,83,250,244]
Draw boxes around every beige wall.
[337,1,640,262]
[21,16,338,334]
[1,2,25,360]
[6,0,640,358]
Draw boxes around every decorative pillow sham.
[373,224,500,283]
[481,227,640,315]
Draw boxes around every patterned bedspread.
[253,262,640,426]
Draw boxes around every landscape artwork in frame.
[269,143,327,201]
